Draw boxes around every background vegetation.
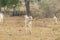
[0,0,60,18]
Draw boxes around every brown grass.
[0,16,60,40]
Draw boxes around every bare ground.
[0,16,60,40]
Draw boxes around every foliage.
[38,0,55,18]
[0,0,19,8]
[0,0,7,7]
[6,0,19,8]
[39,0,55,8]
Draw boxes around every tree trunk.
[4,7,6,15]
[25,0,30,16]
[0,7,1,11]
[13,5,16,16]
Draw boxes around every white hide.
[53,16,57,24]
[25,15,33,34]
[0,13,4,23]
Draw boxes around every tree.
[7,0,19,9]
[25,0,30,16]
[0,0,9,14]
[0,0,7,11]
[39,0,55,18]
[6,0,19,16]
[0,0,19,13]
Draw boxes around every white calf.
[53,16,57,24]
[0,13,4,23]
[25,15,33,34]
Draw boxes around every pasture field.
[0,16,60,40]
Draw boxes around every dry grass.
[0,16,60,40]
